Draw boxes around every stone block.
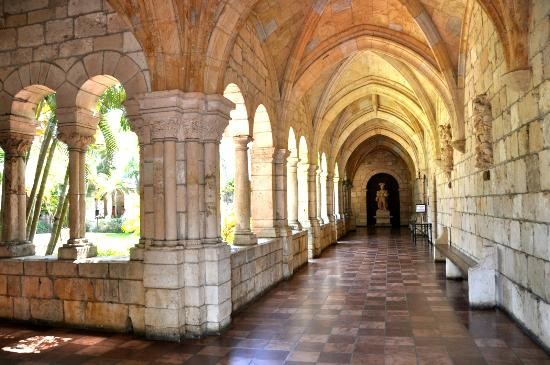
[78,263,108,278]
[46,19,74,44]
[4,0,48,14]
[28,8,56,24]
[445,259,462,279]
[129,305,145,334]
[527,256,547,300]
[94,279,119,302]
[75,13,107,38]
[93,34,123,51]
[107,13,130,33]
[0,29,17,51]
[0,296,14,318]
[54,278,95,301]
[68,0,102,16]
[144,307,183,328]
[59,38,93,57]
[123,32,142,52]
[0,260,23,275]
[119,280,144,305]
[13,297,30,320]
[47,261,78,277]
[85,302,129,331]
[143,264,182,289]
[64,300,86,326]
[109,262,143,280]
[0,276,6,295]
[7,275,21,296]
[145,288,184,309]
[30,299,63,322]
[18,24,44,47]
[21,276,53,298]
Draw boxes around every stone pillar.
[334,176,340,219]
[137,90,233,340]
[274,149,294,278]
[56,126,97,260]
[316,168,323,224]
[250,147,277,237]
[326,174,336,243]
[0,132,35,257]
[232,135,256,245]
[286,156,301,230]
[297,161,310,228]
[306,164,321,258]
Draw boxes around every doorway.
[366,173,400,227]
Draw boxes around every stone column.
[274,149,294,278]
[56,128,97,260]
[297,161,310,228]
[250,147,277,237]
[333,176,340,219]
[232,135,256,245]
[306,165,321,258]
[137,90,233,340]
[286,156,301,230]
[0,132,35,257]
[326,174,336,243]
[316,168,323,224]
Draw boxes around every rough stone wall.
[0,257,144,333]
[224,19,280,141]
[318,224,334,253]
[289,231,308,274]
[230,239,283,312]
[351,150,413,226]
[0,0,148,85]
[434,0,550,348]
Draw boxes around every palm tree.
[26,84,128,251]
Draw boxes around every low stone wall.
[336,219,345,239]
[230,239,283,312]
[289,231,308,274]
[319,223,335,253]
[0,256,145,334]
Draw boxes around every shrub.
[88,218,124,233]
[221,214,236,244]
[36,220,52,234]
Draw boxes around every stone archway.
[366,173,400,227]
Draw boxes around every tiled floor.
[0,228,548,364]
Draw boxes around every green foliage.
[87,218,124,233]
[97,84,129,130]
[121,199,140,235]
[36,220,52,234]
[221,214,236,244]
[221,179,235,204]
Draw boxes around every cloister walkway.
[0,228,547,365]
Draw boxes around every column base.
[58,239,97,260]
[130,241,146,260]
[0,241,35,258]
[233,231,258,246]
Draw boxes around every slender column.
[274,149,291,235]
[286,156,301,230]
[316,168,323,224]
[0,133,35,257]
[333,177,340,219]
[297,161,310,228]
[57,130,97,260]
[307,165,321,257]
[204,137,222,243]
[233,135,256,245]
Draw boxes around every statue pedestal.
[375,210,391,227]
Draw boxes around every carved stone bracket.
[0,133,34,156]
[473,93,493,170]
[57,130,95,150]
[438,124,454,180]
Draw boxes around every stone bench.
[434,227,497,308]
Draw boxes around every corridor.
[0,229,547,365]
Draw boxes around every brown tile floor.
[0,228,548,365]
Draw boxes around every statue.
[376,183,389,211]
[473,93,493,170]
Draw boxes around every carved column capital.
[0,133,33,157]
[57,130,95,150]
[233,135,253,150]
[273,149,290,164]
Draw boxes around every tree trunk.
[45,167,69,255]
[26,122,54,220]
[28,138,57,241]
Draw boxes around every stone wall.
[0,257,144,333]
[318,223,335,253]
[433,0,550,349]
[351,150,413,226]
[0,0,148,84]
[287,230,308,275]
[230,239,283,312]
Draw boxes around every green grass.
[87,232,137,257]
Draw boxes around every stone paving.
[0,228,547,365]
